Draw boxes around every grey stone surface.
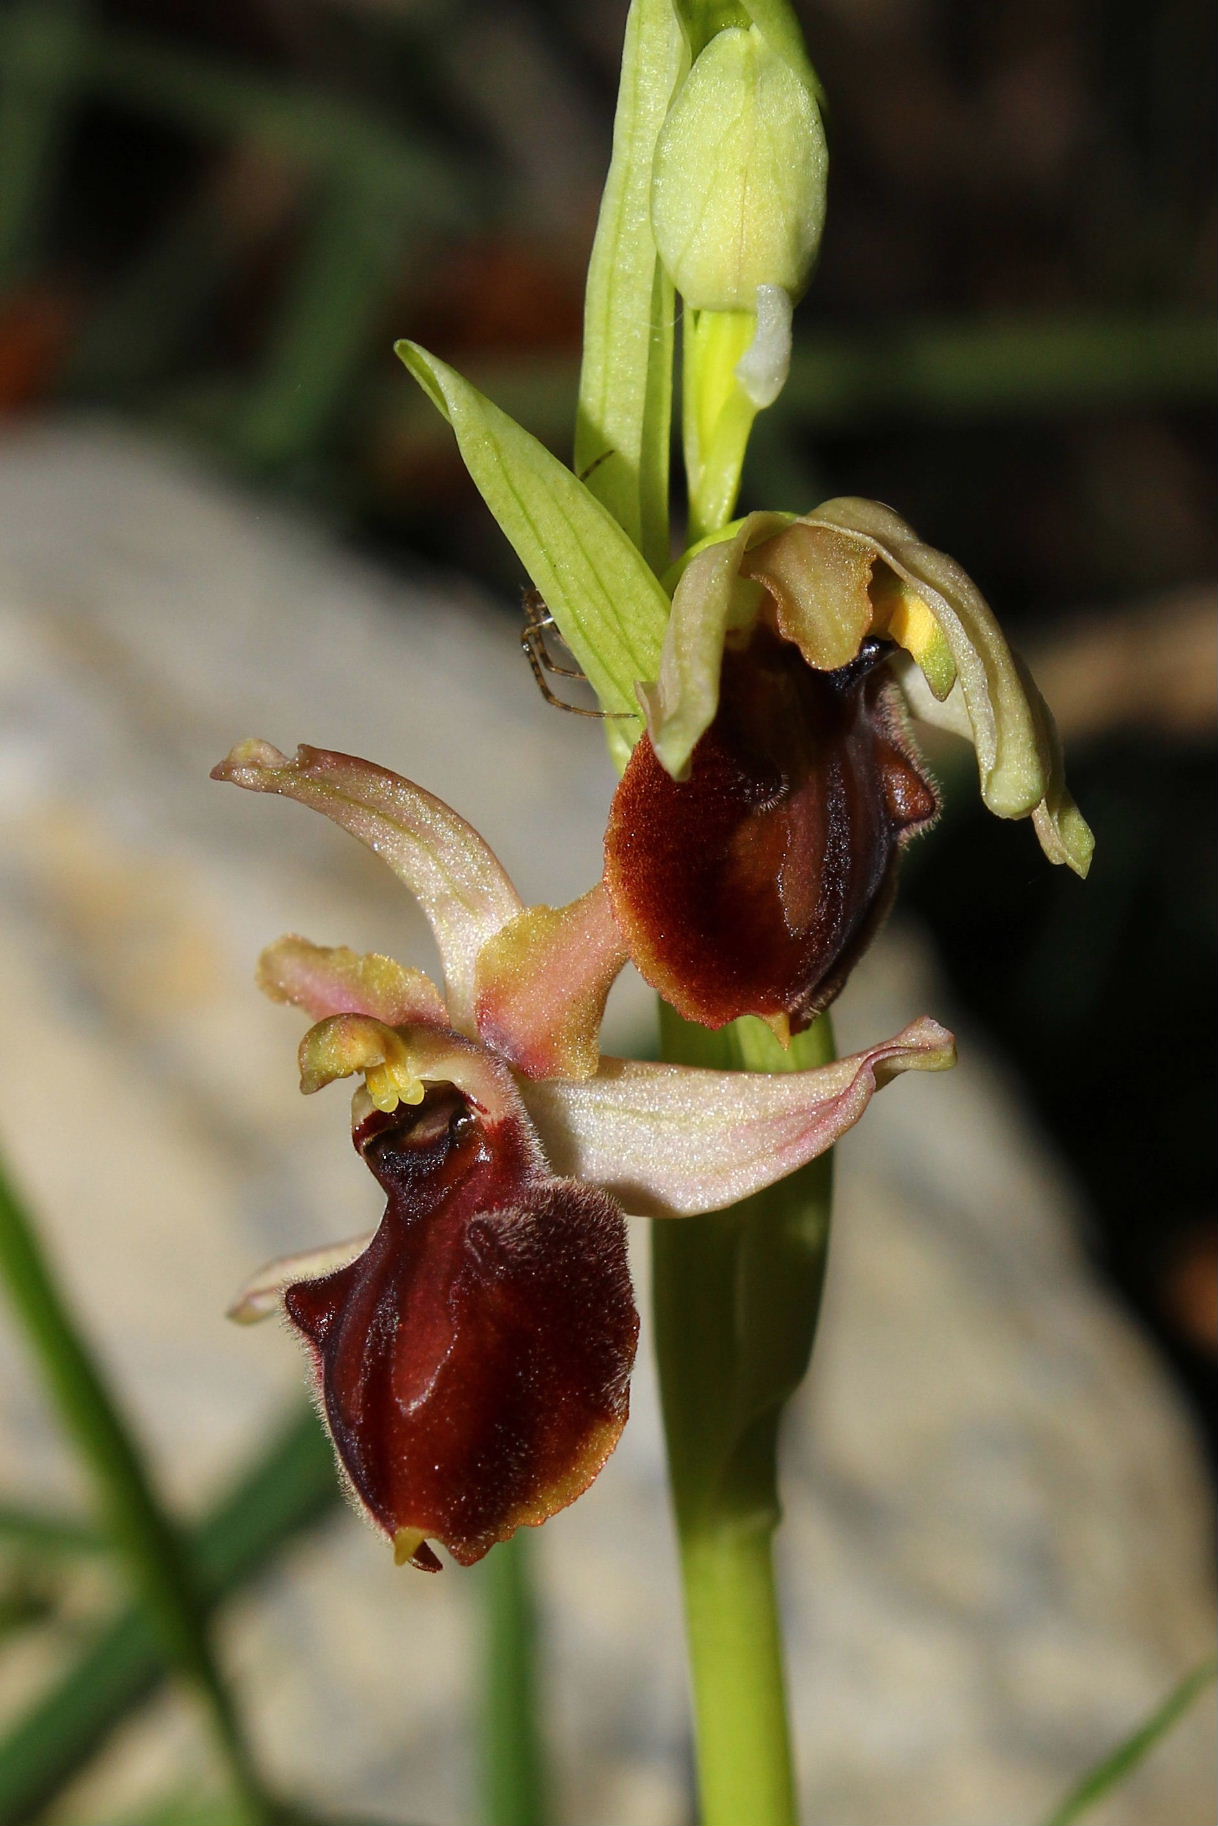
[0,421,1212,1825]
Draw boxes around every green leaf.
[1041,1657,1218,1826]
[0,1406,338,1824]
[0,1503,104,1555]
[396,342,670,757]
[574,0,687,575]
[0,1149,272,1821]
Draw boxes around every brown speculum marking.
[604,627,939,1033]
[284,1084,638,1569]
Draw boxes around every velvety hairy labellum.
[605,629,939,1033]
[284,1084,638,1570]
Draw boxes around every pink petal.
[212,742,521,1031]
[227,1233,375,1324]
[474,885,629,1081]
[258,935,448,1026]
[522,1017,956,1218]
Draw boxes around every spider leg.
[521,628,614,716]
[521,589,584,676]
[520,586,635,718]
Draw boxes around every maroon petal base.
[605,629,939,1033]
[284,1086,638,1568]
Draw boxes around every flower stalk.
[655,1007,836,1826]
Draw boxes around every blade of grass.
[1041,1656,1217,1826]
[79,27,466,213]
[0,1504,104,1555]
[0,1405,338,1826]
[0,0,89,293]
[233,172,405,474]
[0,1149,275,1824]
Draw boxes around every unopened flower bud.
[651,24,828,312]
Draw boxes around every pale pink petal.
[227,1233,374,1324]
[521,1017,956,1218]
[212,742,522,1030]
[258,935,448,1026]
[474,885,629,1081]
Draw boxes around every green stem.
[0,1148,276,1824]
[654,1007,836,1826]
[677,1526,797,1826]
[481,1532,550,1826]
[682,308,760,544]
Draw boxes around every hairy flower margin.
[214,740,954,1570]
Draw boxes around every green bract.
[396,340,669,765]
[575,0,688,574]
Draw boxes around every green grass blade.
[0,1406,337,1825]
[0,1505,104,1555]
[234,173,405,474]
[0,0,88,293]
[574,0,686,574]
[1041,1656,1218,1826]
[0,1151,274,1822]
[84,29,462,207]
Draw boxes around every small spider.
[520,589,630,719]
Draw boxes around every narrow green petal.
[396,341,670,757]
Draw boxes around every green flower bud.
[651,23,828,312]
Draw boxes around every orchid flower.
[605,497,1095,1038]
[213,739,954,1571]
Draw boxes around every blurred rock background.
[0,3,1213,1824]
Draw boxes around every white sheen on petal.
[735,284,793,409]
[522,1018,956,1219]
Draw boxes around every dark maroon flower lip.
[605,625,939,1035]
[285,1083,638,1570]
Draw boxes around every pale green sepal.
[1018,653,1096,878]
[575,0,688,576]
[806,499,1038,800]
[397,342,669,757]
[641,509,791,777]
[652,25,827,311]
[803,498,1094,875]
